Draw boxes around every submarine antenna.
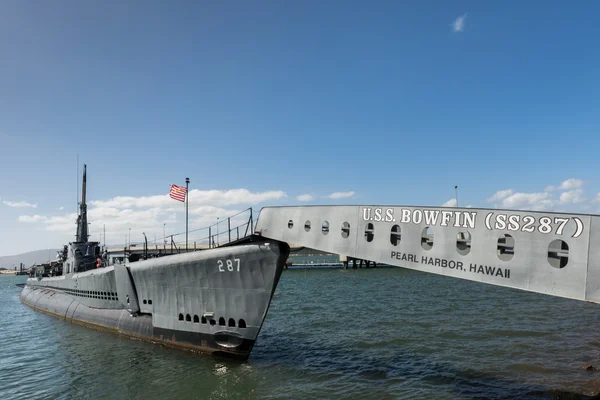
[185,177,190,251]
[454,185,459,207]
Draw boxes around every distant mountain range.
[0,249,60,270]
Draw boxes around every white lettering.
[463,212,476,229]
[413,209,423,224]
[374,208,383,222]
[522,216,535,232]
[440,211,452,227]
[453,211,461,227]
[401,209,411,223]
[363,208,372,221]
[218,258,241,272]
[495,214,507,230]
[554,218,569,235]
[424,210,440,225]
[385,208,394,222]
[508,215,520,231]
[483,213,580,236]
[359,208,482,230]
[539,217,552,234]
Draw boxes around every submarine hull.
[20,239,289,360]
[20,286,257,358]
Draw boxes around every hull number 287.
[218,258,241,272]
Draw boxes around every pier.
[255,205,600,303]
[0,263,29,275]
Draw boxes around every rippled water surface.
[2,268,600,399]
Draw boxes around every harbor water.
[2,267,600,399]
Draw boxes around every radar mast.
[76,164,88,243]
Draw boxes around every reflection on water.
[2,268,600,399]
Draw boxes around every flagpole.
[185,177,190,252]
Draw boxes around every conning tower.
[66,164,99,273]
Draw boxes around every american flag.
[169,184,187,202]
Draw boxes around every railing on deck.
[114,208,258,261]
[138,208,257,256]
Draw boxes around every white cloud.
[3,200,37,208]
[44,213,79,232]
[188,205,235,217]
[18,215,46,223]
[328,191,355,199]
[485,178,592,212]
[546,178,584,192]
[442,198,457,207]
[486,189,514,203]
[558,189,585,205]
[452,14,467,32]
[90,189,286,209]
[189,189,286,206]
[89,195,167,209]
[17,187,287,247]
[498,192,552,210]
[59,207,64,210]
[559,178,584,190]
[297,194,314,202]
[482,177,595,212]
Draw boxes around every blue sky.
[1,1,599,256]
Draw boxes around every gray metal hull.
[20,238,289,359]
